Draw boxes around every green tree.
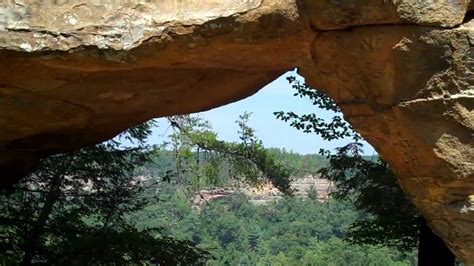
[133,151,415,265]
[274,75,455,264]
[164,113,294,195]
[0,122,208,265]
[319,142,420,250]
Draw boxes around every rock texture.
[303,22,474,261]
[242,176,332,204]
[0,0,311,182]
[0,0,473,263]
[191,177,333,209]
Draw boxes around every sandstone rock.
[303,0,469,30]
[0,0,312,183]
[191,176,333,209]
[304,22,474,262]
[0,0,473,263]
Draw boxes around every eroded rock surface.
[303,22,474,261]
[0,0,473,263]
[191,176,333,209]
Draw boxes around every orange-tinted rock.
[304,23,474,261]
[303,0,469,30]
[0,0,472,262]
[0,0,312,184]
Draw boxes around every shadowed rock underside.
[0,0,473,262]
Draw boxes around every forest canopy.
[1,114,418,265]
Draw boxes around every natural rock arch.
[0,0,473,262]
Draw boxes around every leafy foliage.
[131,180,417,265]
[319,143,420,251]
[266,148,328,176]
[274,76,360,141]
[1,113,298,264]
[274,75,420,251]
[163,113,294,195]
[0,121,209,265]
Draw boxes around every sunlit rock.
[0,0,472,262]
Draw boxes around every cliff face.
[242,176,332,204]
[191,177,332,208]
[0,0,473,262]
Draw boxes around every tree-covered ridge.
[140,147,329,182]
[265,148,328,177]
[137,112,421,263]
[1,111,421,265]
[0,114,297,265]
[132,181,416,265]
[131,142,418,265]
[0,122,209,265]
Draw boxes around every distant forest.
[138,148,331,180]
[139,147,376,178]
[132,148,415,265]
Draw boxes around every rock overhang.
[0,0,473,263]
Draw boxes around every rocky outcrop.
[243,176,332,204]
[303,22,474,261]
[0,0,311,183]
[191,177,333,208]
[191,188,240,209]
[0,0,472,263]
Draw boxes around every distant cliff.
[191,176,332,209]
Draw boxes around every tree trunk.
[19,176,62,265]
[418,217,455,266]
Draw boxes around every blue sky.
[148,71,375,155]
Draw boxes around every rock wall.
[191,177,333,209]
[303,22,474,261]
[242,176,332,204]
[0,0,472,262]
